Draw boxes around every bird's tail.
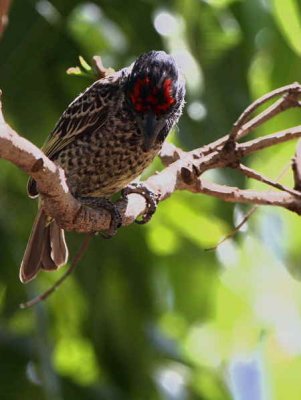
[20,209,68,283]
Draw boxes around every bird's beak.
[137,112,165,152]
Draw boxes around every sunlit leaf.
[78,55,92,71]
[183,323,223,368]
[271,0,301,56]
[53,337,100,385]
[157,193,228,248]
[147,223,180,255]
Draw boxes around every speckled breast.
[55,111,161,198]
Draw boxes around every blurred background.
[1,0,301,399]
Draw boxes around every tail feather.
[42,222,68,270]
[40,224,58,271]
[49,221,68,266]
[20,209,68,283]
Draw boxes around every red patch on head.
[130,78,175,114]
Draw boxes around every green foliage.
[1,0,301,399]
[271,0,301,56]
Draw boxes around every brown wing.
[43,82,110,159]
[27,79,113,197]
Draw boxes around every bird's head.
[125,50,185,151]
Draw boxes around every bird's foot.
[121,183,159,224]
[77,196,122,238]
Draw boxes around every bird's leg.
[76,196,122,238]
[121,183,159,224]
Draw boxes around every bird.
[20,50,186,283]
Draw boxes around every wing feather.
[27,77,119,197]
[43,81,111,159]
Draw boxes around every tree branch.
[292,140,301,191]
[182,178,301,214]
[2,82,301,239]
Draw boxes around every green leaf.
[53,337,100,385]
[271,0,301,55]
[79,55,92,72]
[66,66,83,76]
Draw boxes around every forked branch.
[2,81,301,307]
[2,83,301,235]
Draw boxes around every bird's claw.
[122,183,159,224]
[77,196,122,238]
[100,201,122,238]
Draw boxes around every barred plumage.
[21,50,185,283]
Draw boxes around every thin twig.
[237,164,301,198]
[238,126,301,157]
[201,83,301,156]
[186,178,301,213]
[19,235,92,309]
[229,82,301,140]
[92,56,115,79]
[206,206,257,251]
[192,126,301,178]
[292,140,301,191]
[206,161,292,250]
